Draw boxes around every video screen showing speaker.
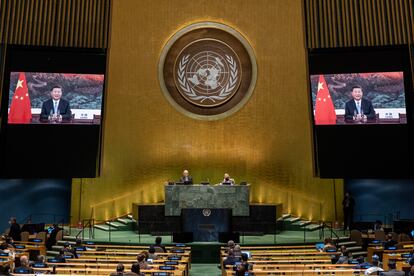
[308,46,414,178]
[310,72,406,125]
[0,46,106,178]
[7,72,104,124]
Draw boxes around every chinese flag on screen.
[8,72,32,124]
[314,75,336,125]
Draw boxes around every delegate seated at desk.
[220,173,235,185]
[179,169,193,185]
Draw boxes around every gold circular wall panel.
[158,22,257,120]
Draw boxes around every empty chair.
[350,229,363,246]
[56,230,64,242]
[374,230,386,241]
[36,231,46,243]
[398,233,411,242]
[20,231,30,242]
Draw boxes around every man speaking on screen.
[344,85,376,122]
[40,85,72,122]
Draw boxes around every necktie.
[54,102,58,114]
[356,102,361,114]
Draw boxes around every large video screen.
[310,72,406,125]
[308,46,413,178]
[7,72,104,124]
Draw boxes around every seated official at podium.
[221,173,235,185]
[179,169,193,185]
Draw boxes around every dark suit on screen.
[40,98,72,121]
[344,98,376,121]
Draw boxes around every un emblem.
[159,22,257,120]
[175,40,242,107]
[202,209,212,217]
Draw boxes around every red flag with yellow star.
[314,75,336,125]
[8,72,32,124]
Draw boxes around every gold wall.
[71,0,344,223]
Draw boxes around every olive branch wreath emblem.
[177,54,238,103]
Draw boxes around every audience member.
[137,253,151,270]
[354,256,371,269]
[380,260,404,276]
[223,249,239,266]
[8,217,21,242]
[322,238,336,252]
[31,255,49,274]
[62,242,77,258]
[233,244,242,258]
[240,252,252,271]
[147,246,158,260]
[225,240,236,253]
[373,220,384,231]
[153,236,166,253]
[336,246,350,264]
[55,250,67,263]
[235,265,247,276]
[384,233,398,249]
[13,255,34,274]
[46,224,61,250]
[110,263,125,276]
[130,263,141,275]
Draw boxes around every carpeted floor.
[189,264,221,276]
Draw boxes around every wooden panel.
[305,0,414,48]
[70,0,344,224]
[0,0,111,48]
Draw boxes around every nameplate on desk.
[33,263,48,268]
[159,265,175,270]
[164,261,178,265]
[30,238,42,243]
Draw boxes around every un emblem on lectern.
[159,22,257,120]
[202,209,212,217]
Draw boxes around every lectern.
[181,208,232,242]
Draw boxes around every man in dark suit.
[14,255,34,274]
[179,169,193,185]
[8,217,21,242]
[344,85,376,122]
[40,85,72,122]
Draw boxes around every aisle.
[190,264,221,276]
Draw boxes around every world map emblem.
[174,40,242,107]
[159,22,257,120]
